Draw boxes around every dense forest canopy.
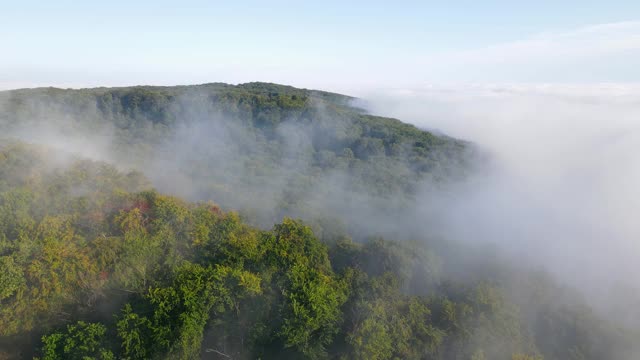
[0,83,637,359]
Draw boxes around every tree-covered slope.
[0,83,637,360]
[0,142,633,360]
[0,83,469,233]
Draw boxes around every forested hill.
[0,142,633,360]
[0,84,637,359]
[0,82,470,235]
[0,82,462,161]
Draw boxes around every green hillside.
[0,84,636,359]
[0,83,469,232]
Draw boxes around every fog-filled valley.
[0,82,638,360]
[364,85,640,317]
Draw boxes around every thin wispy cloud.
[432,21,640,63]
[356,21,640,88]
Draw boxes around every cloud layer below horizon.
[363,84,640,314]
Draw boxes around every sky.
[1,0,640,92]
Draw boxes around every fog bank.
[363,84,640,316]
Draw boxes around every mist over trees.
[0,82,469,232]
[0,83,637,359]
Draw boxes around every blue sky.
[1,0,640,92]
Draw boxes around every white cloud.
[435,21,640,63]
[363,83,640,313]
[366,21,640,86]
